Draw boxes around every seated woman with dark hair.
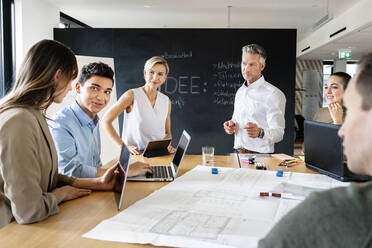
[313,71,351,125]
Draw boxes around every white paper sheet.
[83,166,349,248]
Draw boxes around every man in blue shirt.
[50,62,152,178]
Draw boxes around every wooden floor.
[294,138,304,156]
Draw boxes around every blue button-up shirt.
[49,101,102,178]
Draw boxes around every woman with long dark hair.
[0,40,123,229]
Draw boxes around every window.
[346,62,358,77]
[60,12,91,29]
[322,61,333,107]
[1,0,15,97]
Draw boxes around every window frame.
[1,0,15,96]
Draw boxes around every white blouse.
[232,76,286,153]
[122,87,169,150]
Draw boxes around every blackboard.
[54,28,296,155]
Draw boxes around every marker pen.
[259,192,305,200]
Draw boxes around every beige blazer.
[0,107,74,229]
[313,107,333,124]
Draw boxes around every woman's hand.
[328,102,344,125]
[52,186,91,204]
[167,144,176,153]
[128,161,152,177]
[127,145,141,155]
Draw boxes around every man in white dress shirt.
[223,44,286,153]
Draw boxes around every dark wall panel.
[54,28,296,155]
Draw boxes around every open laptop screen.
[119,143,130,173]
[304,120,344,176]
[172,130,191,174]
[116,143,130,210]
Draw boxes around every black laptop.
[304,120,371,182]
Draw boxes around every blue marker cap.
[211,168,218,174]
[276,170,283,177]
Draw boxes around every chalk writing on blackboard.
[212,61,243,106]
[161,51,193,59]
[212,61,241,70]
[161,75,202,109]
[162,76,201,95]
[171,97,185,109]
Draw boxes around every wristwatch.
[258,128,265,139]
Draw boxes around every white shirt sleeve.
[262,90,286,144]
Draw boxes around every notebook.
[142,138,171,158]
[304,120,371,182]
[128,130,191,182]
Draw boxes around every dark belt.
[236,148,259,154]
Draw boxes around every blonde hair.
[144,56,169,74]
[0,40,78,113]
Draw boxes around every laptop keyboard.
[146,166,173,179]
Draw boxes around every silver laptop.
[116,142,131,210]
[128,130,191,182]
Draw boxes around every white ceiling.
[47,0,369,60]
[300,24,372,60]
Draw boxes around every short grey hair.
[144,56,169,74]
[242,44,267,64]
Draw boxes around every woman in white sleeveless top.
[102,56,174,155]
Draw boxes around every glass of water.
[202,146,215,166]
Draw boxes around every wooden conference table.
[0,154,316,248]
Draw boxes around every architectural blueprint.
[83,166,348,248]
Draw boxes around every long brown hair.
[0,39,78,113]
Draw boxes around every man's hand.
[223,120,236,134]
[128,161,152,177]
[96,168,107,177]
[96,163,124,191]
[244,122,261,138]
[328,102,343,125]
